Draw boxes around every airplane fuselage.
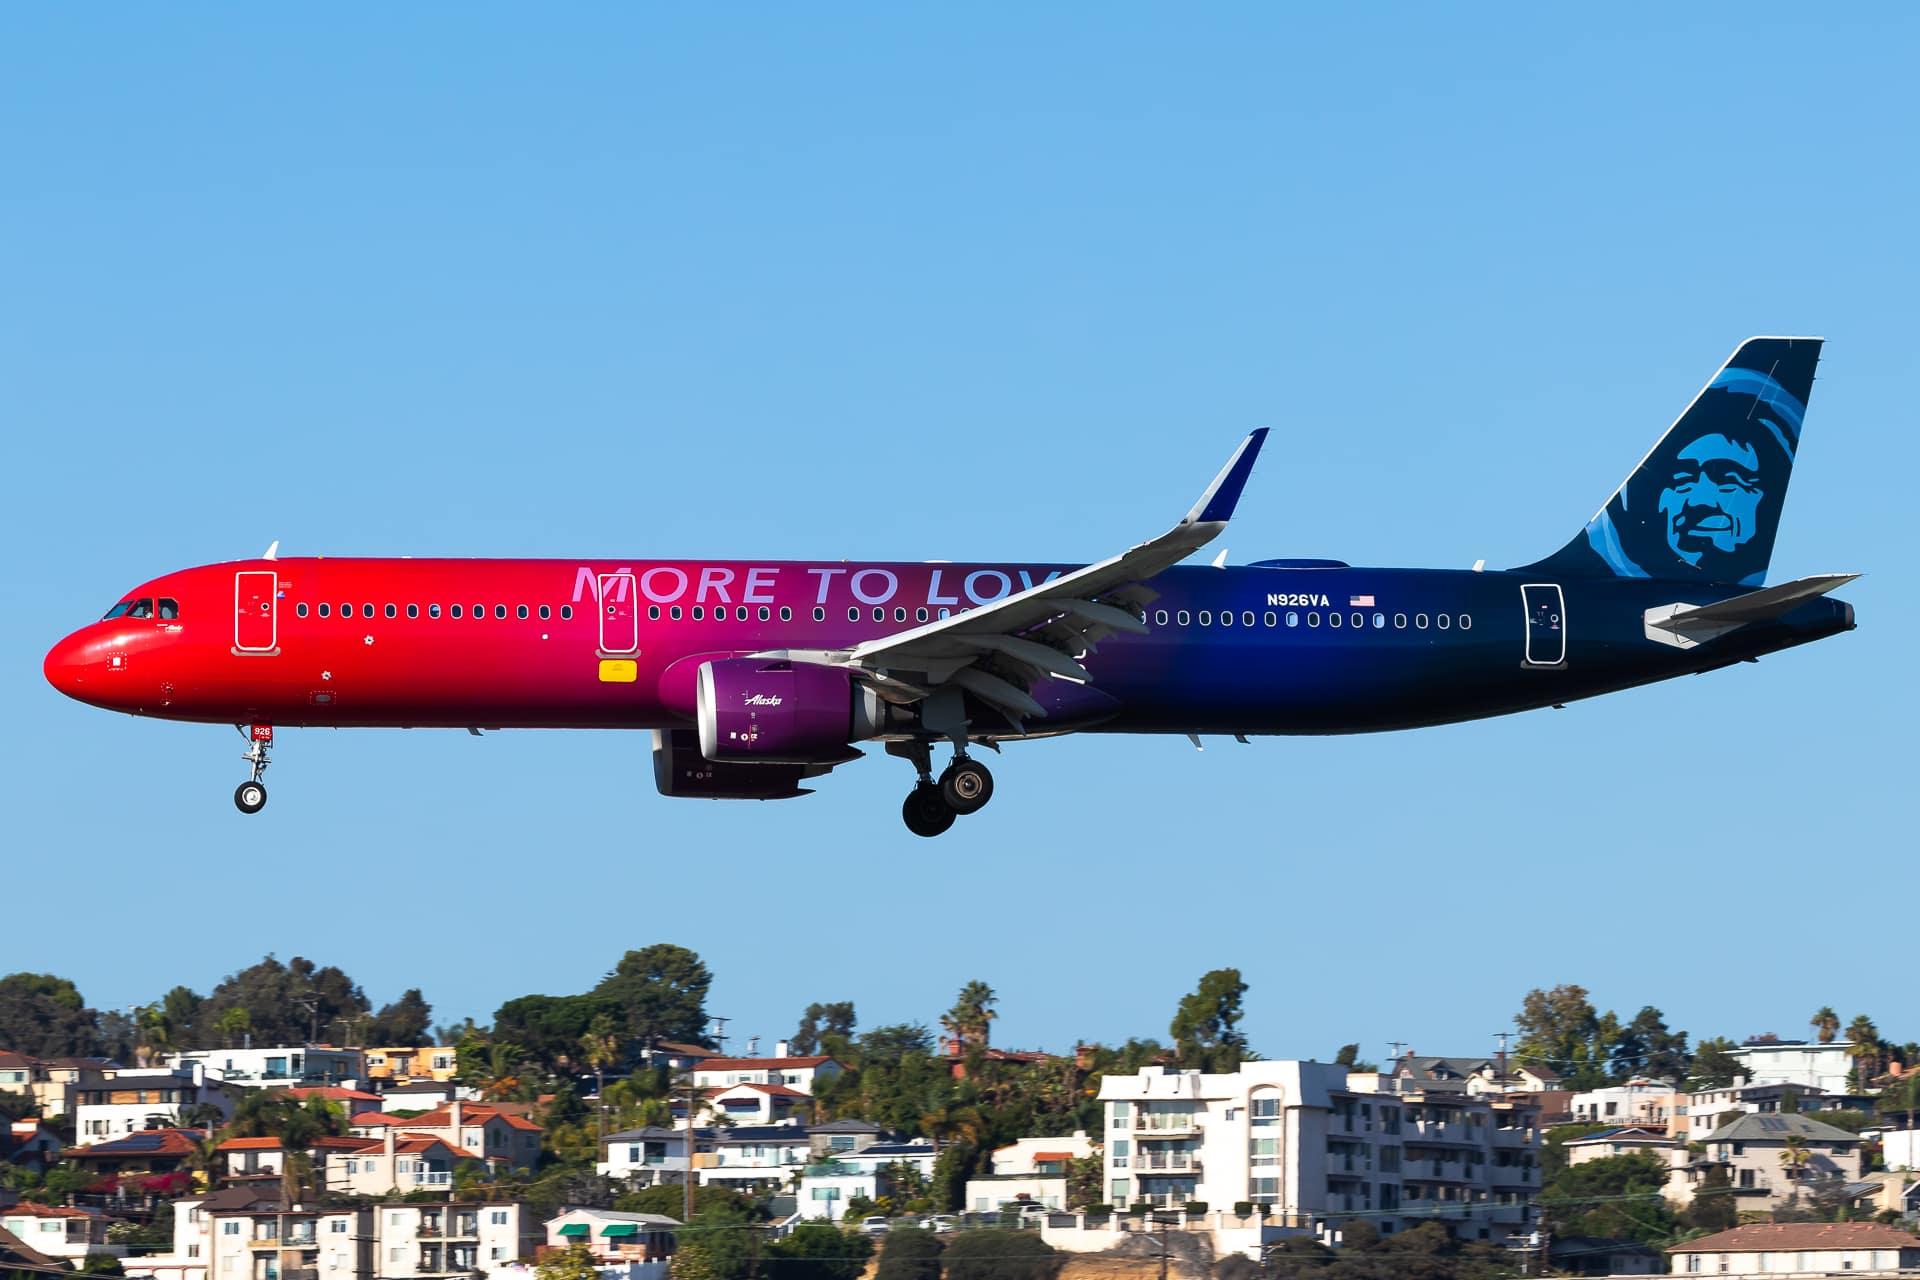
[44,556,1854,737]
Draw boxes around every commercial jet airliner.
[45,337,1856,836]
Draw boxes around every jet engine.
[695,657,885,765]
[651,730,832,799]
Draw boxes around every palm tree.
[213,1006,253,1049]
[1778,1135,1812,1184]
[580,1015,621,1142]
[1811,1007,1840,1045]
[919,1100,986,1154]
[1879,1072,1920,1130]
[941,981,998,1051]
[1845,1015,1883,1086]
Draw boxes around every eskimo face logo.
[743,693,783,707]
[1659,433,1764,567]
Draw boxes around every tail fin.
[1518,336,1822,586]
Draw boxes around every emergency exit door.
[1521,583,1565,667]
[234,571,278,653]
[599,572,638,654]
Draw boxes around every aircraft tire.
[940,759,994,815]
[234,781,267,814]
[902,784,956,837]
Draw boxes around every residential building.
[1667,1223,1920,1276]
[598,1127,706,1187]
[1665,1113,1865,1212]
[1569,1080,1683,1132]
[794,1160,879,1221]
[74,1065,234,1140]
[0,1050,33,1095]
[1391,1056,1561,1097]
[704,1082,811,1126]
[690,1052,842,1096]
[361,1047,459,1088]
[1724,1040,1856,1094]
[0,1205,122,1264]
[62,1128,207,1182]
[1562,1127,1682,1168]
[964,1132,1093,1213]
[1682,1081,1830,1140]
[349,1101,542,1170]
[323,1132,487,1195]
[283,1086,383,1111]
[1100,1061,1541,1243]
[544,1208,676,1280]
[1547,1236,1662,1276]
[371,1201,538,1279]
[695,1124,812,1189]
[1886,1129,1920,1171]
[807,1119,885,1160]
[170,1048,365,1090]
[378,1081,464,1111]
[1,1119,65,1172]
[23,1056,119,1121]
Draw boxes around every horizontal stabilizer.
[1645,573,1857,648]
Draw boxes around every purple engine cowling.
[696,657,879,765]
[652,729,826,799]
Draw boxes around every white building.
[691,1051,842,1096]
[1885,1129,1920,1172]
[1569,1080,1682,1131]
[1099,1061,1541,1243]
[0,1204,122,1264]
[1724,1041,1856,1094]
[598,1127,702,1186]
[545,1209,677,1280]
[1668,1223,1920,1276]
[73,1064,234,1141]
[696,1124,812,1188]
[965,1132,1093,1213]
[170,1047,365,1089]
[1682,1081,1829,1140]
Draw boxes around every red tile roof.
[2,1203,96,1219]
[1670,1223,1920,1253]
[217,1137,282,1151]
[1030,1152,1073,1163]
[64,1129,205,1159]
[697,1056,835,1071]
[284,1086,382,1104]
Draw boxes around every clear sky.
[3,7,1914,1065]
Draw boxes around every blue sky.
[3,6,1914,1064]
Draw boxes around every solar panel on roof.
[1760,1117,1787,1131]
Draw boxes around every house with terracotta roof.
[349,1099,542,1170]
[691,1049,841,1096]
[62,1127,207,1177]
[281,1085,383,1110]
[0,1204,122,1264]
[963,1131,1092,1213]
[1667,1223,1920,1276]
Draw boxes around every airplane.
[45,337,1856,837]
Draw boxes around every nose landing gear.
[893,742,994,837]
[234,724,272,814]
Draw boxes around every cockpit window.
[157,598,180,620]
[104,598,154,619]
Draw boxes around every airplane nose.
[44,631,90,701]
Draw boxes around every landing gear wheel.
[234,781,268,814]
[902,783,956,838]
[940,758,994,815]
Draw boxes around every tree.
[1683,1164,1739,1233]
[942,1230,1060,1280]
[0,973,99,1057]
[1610,1007,1690,1083]
[1170,969,1248,1072]
[1542,1152,1681,1244]
[873,1228,941,1280]
[535,1245,602,1280]
[369,990,434,1047]
[672,1202,762,1280]
[1513,984,1614,1087]
[794,1002,857,1057]
[1688,1037,1743,1089]
[213,1007,253,1049]
[765,1222,871,1280]
[1811,1007,1840,1045]
[1778,1135,1812,1184]
[198,956,369,1048]
[592,945,713,1049]
[581,1014,621,1139]
[1878,1072,1920,1128]
[1845,1015,1884,1085]
[941,982,998,1051]
[0,1091,37,1121]
[1333,1044,1379,1072]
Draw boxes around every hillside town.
[2,955,1918,1280]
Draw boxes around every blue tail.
[1518,336,1822,587]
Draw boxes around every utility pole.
[710,1015,730,1056]
[683,1066,698,1227]
[1156,1215,1169,1280]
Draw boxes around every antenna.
[1388,1041,1409,1061]
[709,1015,730,1055]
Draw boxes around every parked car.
[859,1216,892,1236]
[920,1215,959,1233]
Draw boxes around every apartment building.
[74,1064,234,1140]
[598,1126,705,1186]
[361,1047,458,1088]
[0,1204,121,1264]
[1724,1041,1856,1094]
[1681,1081,1829,1140]
[372,1202,538,1280]
[170,1048,365,1090]
[1098,1061,1540,1243]
[1569,1080,1683,1133]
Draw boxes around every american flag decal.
[1349,594,1375,607]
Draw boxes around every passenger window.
[539,605,551,620]
[1286,611,1298,627]
[1437,614,1451,629]
[915,608,928,623]
[1460,614,1472,630]
[158,598,180,620]
[811,608,824,622]
[759,607,771,622]
[848,608,860,622]
[1350,612,1363,629]
[938,608,951,619]
[1155,610,1169,626]
[451,605,463,619]
[1264,611,1276,627]
[1307,612,1321,627]
[494,605,507,620]
[1329,612,1342,628]
[1372,613,1385,629]
[385,604,397,619]
[893,607,906,623]
[1221,611,1233,627]
[1415,614,1429,629]
[340,603,351,617]
[871,608,884,622]
[780,607,792,622]
[429,604,441,618]
[692,606,704,621]
[560,606,573,620]
[407,604,419,619]
[515,605,528,620]
[318,603,331,618]
[1394,613,1406,628]
[1198,610,1212,625]
[296,603,309,618]
[670,606,683,621]
[1177,610,1190,626]
[648,606,661,621]
[1242,611,1255,627]
[362,604,375,619]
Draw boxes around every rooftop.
[1705,1113,1861,1144]
[1670,1223,1920,1253]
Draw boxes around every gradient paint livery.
[44,338,1858,832]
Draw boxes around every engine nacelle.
[652,730,826,799]
[696,657,881,765]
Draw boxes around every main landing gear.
[234,724,272,814]
[894,742,995,837]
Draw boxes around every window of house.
[1112,1102,1130,1128]
[1111,1140,1129,1167]
[223,1222,242,1236]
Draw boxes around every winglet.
[1183,428,1269,527]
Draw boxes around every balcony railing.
[1131,1154,1201,1173]
[411,1172,453,1187]
[1133,1114,1202,1135]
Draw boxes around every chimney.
[449,1100,463,1135]
[385,1124,396,1159]
[774,1040,789,1059]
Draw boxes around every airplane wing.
[833,429,1268,728]
[1643,572,1858,649]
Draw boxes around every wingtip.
[1185,428,1269,526]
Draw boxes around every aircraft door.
[1521,583,1565,667]
[599,571,638,654]
[234,571,278,653]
